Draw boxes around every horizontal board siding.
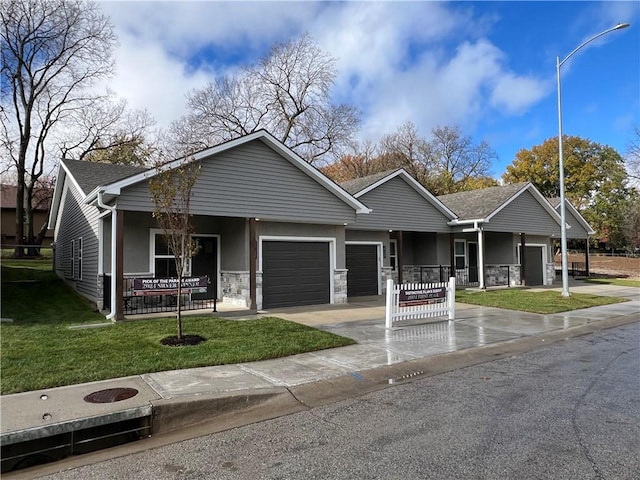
[55,181,100,300]
[562,208,589,238]
[353,176,450,232]
[488,191,560,235]
[117,140,356,225]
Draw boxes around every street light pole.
[556,22,630,298]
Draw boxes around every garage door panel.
[262,241,330,309]
[346,244,379,297]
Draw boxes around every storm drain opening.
[1,416,152,473]
[84,387,139,403]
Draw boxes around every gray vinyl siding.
[559,208,590,238]
[352,176,451,232]
[54,180,100,301]
[486,191,560,235]
[116,139,356,225]
[345,230,390,267]
[484,232,517,264]
[257,221,346,269]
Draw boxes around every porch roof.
[437,183,529,220]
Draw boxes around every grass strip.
[1,263,355,394]
[584,277,640,288]
[455,288,625,314]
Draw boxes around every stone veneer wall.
[221,270,251,307]
[96,273,104,311]
[381,266,394,293]
[334,269,348,304]
[403,265,446,284]
[546,263,555,286]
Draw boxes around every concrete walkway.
[2,280,638,454]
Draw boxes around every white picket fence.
[385,277,456,329]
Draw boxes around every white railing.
[385,277,456,329]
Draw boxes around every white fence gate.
[385,277,456,329]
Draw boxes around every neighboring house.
[1,184,54,248]
[340,169,457,295]
[547,197,595,275]
[438,183,564,288]
[49,130,369,320]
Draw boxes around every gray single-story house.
[438,183,565,288]
[340,169,457,294]
[49,130,594,320]
[49,130,370,320]
[547,197,595,275]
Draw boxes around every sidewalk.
[1,280,638,466]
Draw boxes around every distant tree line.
[1,0,638,256]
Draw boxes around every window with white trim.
[69,238,82,280]
[389,239,398,271]
[153,233,178,278]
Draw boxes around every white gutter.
[97,191,117,321]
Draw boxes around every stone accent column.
[334,269,348,304]
[545,263,556,286]
[381,266,394,293]
[220,271,251,307]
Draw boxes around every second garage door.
[346,244,379,297]
[262,241,331,309]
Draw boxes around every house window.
[70,238,82,280]
[454,240,466,269]
[73,237,82,280]
[389,239,398,271]
[153,233,178,278]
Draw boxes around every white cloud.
[100,1,548,146]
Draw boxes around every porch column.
[249,218,257,310]
[115,210,124,321]
[585,238,590,277]
[478,227,485,289]
[397,231,404,284]
[449,233,455,274]
[520,233,526,286]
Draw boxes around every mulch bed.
[160,334,206,346]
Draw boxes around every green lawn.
[455,288,626,314]
[584,277,640,288]
[1,262,355,394]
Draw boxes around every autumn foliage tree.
[149,156,201,342]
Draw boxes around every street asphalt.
[1,279,638,478]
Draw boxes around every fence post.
[385,278,394,329]
[448,276,456,321]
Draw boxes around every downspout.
[97,191,117,320]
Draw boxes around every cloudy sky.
[100,1,639,176]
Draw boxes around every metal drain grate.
[83,388,138,403]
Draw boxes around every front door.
[468,242,479,283]
[191,236,218,300]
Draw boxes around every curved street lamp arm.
[559,23,630,68]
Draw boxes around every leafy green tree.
[503,135,632,248]
[148,156,201,341]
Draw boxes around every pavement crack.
[571,348,636,479]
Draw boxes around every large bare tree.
[173,34,359,163]
[1,0,151,257]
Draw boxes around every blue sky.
[101,1,639,177]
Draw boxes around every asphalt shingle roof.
[339,169,400,195]
[62,159,148,194]
[437,182,529,220]
[547,197,561,208]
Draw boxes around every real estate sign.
[398,286,446,307]
[132,276,208,296]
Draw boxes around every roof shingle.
[62,159,148,194]
[437,183,529,220]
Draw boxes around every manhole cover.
[84,387,139,403]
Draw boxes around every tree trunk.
[13,180,25,258]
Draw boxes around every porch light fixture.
[556,22,629,297]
